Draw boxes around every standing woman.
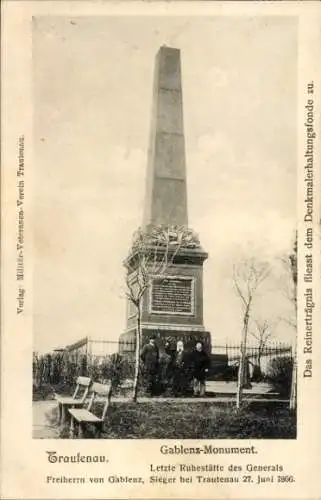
[159,341,175,394]
[172,340,189,397]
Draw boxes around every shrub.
[266,356,293,397]
[222,364,239,381]
[251,364,263,382]
[88,354,134,388]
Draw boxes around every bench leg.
[57,403,62,425]
[69,415,75,438]
[61,405,67,425]
[78,422,84,439]
[95,422,103,439]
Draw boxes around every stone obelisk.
[143,46,188,229]
[120,46,211,353]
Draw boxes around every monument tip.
[159,44,180,54]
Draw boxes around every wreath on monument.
[131,224,201,250]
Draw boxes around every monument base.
[119,327,212,355]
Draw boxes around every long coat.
[140,343,159,372]
[172,350,191,395]
[190,350,210,381]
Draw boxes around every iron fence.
[33,337,293,388]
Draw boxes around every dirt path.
[33,400,59,439]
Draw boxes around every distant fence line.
[33,338,293,388]
[215,342,292,362]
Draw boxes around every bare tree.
[249,319,273,378]
[124,224,200,401]
[277,233,297,410]
[233,258,270,409]
[288,235,297,411]
[277,258,297,330]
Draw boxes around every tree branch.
[233,264,248,308]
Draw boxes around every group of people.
[140,336,210,397]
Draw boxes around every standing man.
[191,341,210,397]
[140,335,159,396]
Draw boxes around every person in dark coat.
[159,341,175,394]
[191,341,210,396]
[140,336,159,396]
[172,340,190,397]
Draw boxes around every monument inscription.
[151,276,194,314]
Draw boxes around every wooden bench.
[54,376,91,425]
[68,382,112,438]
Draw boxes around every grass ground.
[34,381,295,440]
[49,400,296,440]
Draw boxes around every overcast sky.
[33,16,297,353]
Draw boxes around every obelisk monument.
[120,46,211,353]
[143,46,188,229]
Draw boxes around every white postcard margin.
[1,1,321,499]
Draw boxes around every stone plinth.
[119,246,211,354]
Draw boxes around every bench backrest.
[72,376,91,403]
[86,381,112,421]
